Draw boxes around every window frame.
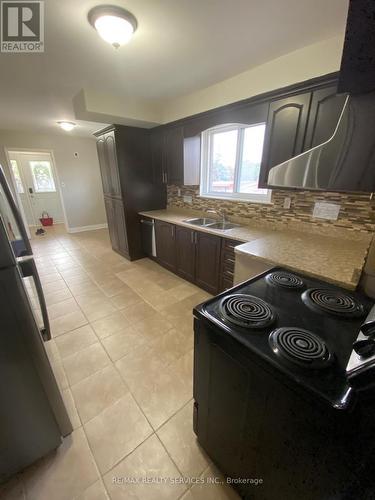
[200,122,271,203]
[9,159,25,194]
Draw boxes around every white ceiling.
[0,0,349,137]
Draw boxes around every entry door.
[8,152,64,227]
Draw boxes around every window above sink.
[200,123,271,204]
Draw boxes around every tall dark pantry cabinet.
[95,125,166,260]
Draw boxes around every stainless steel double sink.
[182,217,240,231]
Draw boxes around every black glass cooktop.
[194,267,373,407]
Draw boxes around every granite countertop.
[139,209,372,290]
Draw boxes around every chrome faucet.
[206,209,227,224]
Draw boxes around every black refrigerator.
[0,165,72,484]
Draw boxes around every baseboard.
[67,223,108,234]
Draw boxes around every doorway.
[7,151,66,231]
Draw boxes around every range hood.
[267,93,375,193]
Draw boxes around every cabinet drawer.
[221,276,234,292]
[222,262,235,278]
[222,253,236,267]
[223,239,241,252]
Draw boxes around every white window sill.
[198,193,273,205]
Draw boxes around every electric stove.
[193,267,375,499]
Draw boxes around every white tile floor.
[0,225,239,500]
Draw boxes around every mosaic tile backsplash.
[167,185,375,237]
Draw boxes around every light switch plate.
[183,195,193,204]
[313,202,341,220]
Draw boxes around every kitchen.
[1,0,375,499]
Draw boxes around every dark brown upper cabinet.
[96,135,110,196]
[175,225,196,282]
[338,0,375,95]
[154,220,176,272]
[259,93,311,187]
[105,131,122,198]
[150,128,166,186]
[259,81,351,189]
[164,126,184,185]
[151,125,198,186]
[304,86,347,150]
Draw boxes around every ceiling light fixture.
[58,121,77,132]
[88,5,137,49]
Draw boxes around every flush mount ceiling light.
[57,121,77,132]
[88,5,137,49]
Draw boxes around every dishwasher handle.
[140,219,154,226]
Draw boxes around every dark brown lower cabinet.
[155,222,231,295]
[219,238,242,292]
[155,220,176,272]
[104,196,129,258]
[175,226,196,282]
[195,232,221,295]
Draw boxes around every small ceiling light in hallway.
[57,121,77,131]
[88,5,138,49]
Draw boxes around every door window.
[29,161,56,193]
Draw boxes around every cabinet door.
[112,198,129,257]
[105,131,122,198]
[150,129,166,186]
[175,226,196,282]
[155,220,176,272]
[96,137,111,196]
[164,126,184,185]
[104,197,118,251]
[184,136,201,185]
[259,92,311,187]
[304,86,347,150]
[195,232,221,294]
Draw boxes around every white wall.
[161,36,345,123]
[0,130,107,231]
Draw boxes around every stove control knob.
[353,339,375,358]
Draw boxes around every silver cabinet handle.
[171,225,175,239]
[191,231,194,244]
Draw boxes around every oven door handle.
[18,256,51,341]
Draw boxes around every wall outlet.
[283,197,291,209]
[74,152,79,158]
[183,195,193,204]
[313,202,341,220]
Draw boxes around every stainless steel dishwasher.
[140,218,156,257]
